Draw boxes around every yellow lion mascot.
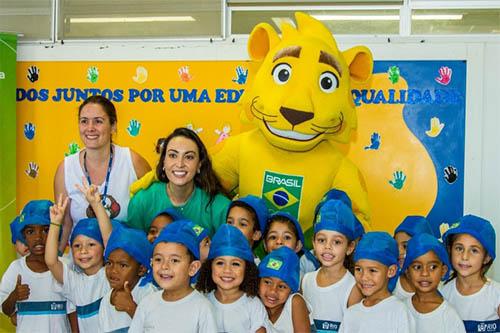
[212,12,373,237]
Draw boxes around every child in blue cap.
[196,224,267,332]
[340,231,415,333]
[258,246,312,332]
[393,215,433,300]
[301,189,365,278]
[10,216,29,257]
[226,195,269,259]
[441,215,500,332]
[45,194,111,332]
[130,220,217,332]
[147,207,183,243]
[263,211,304,259]
[302,199,363,333]
[0,200,72,332]
[402,233,465,332]
[99,224,155,332]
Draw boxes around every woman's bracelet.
[50,222,61,227]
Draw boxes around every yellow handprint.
[132,66,148,84]
[425,117,445,138]
[439,222,450,240]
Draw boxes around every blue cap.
[154,207,184,222]
[16,200,53,243]
[314,199,356,241]
[315,190,364,239]
[402,233,451,280]
[208,224,254,262]
[228,195,269,232]
[268,211,305,246]
[394,216,433,237]
[70,218,103,246]
[10,217,23,244]
[259,247,300,293]
[153,220,204,260]
[104,225,152,271]
[354,232,399,292]
[443,215,496,260]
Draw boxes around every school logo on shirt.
[266,258,283,271]
[262,171,303,218]
[192,225,204,236]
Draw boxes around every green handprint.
[87,66,99,83]
[127,119,141,137]
[389,170,406,190]
[388,65,400,84]
[64,142,80,156]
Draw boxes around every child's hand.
[9,311,17,326]
[76,177,101,206]
[50,194,69,225]
[111,281,137,316]
[13,275,30,301]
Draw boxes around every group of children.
[1,186,499,333]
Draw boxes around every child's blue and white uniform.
[0,256,70,332]
[339,295,415,333]
[405,297,465,332]
[441,279,500,333]
[60,262,110,332]
[129,289,217,332]
[264,293,313,333]
[207,291,267,332]
[302,269,356,332]
[299,249,319,279]
[98,279,156,332]
[393,277,414,300]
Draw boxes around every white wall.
[17,36,500,279]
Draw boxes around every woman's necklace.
[83,145,113,205]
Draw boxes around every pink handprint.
[178,66,193,82]
[435,66,452,85]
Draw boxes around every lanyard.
[83,145,113,205]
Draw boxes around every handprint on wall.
[87,66,99,83]
[178,66,193,82]
[389,170,406,190]
[25,162,39,179]
[435,66,452,85]
[232,66,248,85]
[27,66,39,83]
[127,119,141,137]
[24,123,35,140]
[364,132,381,150]
[215,125,231,144]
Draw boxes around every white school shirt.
[405,297,465,333]
[64,144,137,225]
[339,295,415,333]
[98,279,156,332]
[129,289,217,333]
[61,262,110,332]
[0,256,70,333]
[264,293,313,333]
[302,269,356,332]
[299,249,319,280]
[393,277,414,300]
[441,278,500,333]
[207,291,267,333]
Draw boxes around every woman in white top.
[54,95,151,253]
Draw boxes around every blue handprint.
[364,132,380,150]
[389,170,406,190]
[232,66,248,85]
[24,123,35,140]
[127,119,141,137]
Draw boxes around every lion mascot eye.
[318,71,338,93]
[272,63,292,85]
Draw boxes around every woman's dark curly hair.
[195,259,260,297]
[155,127,227,207]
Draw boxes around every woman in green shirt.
[126,127,230,236]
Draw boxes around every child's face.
[105,248,145,290]
[15,240,29,257]
[152,242,200,291]
[394,231,411,268]
[450,233,491,279]
[147,215,174,243]
[354,259,397,299]
[199,236,211,263]
[22,225,49,256]
[313,230,353,268]
[226,206,260,245]
[211,256,246,292]
[407,250,447,294]
[259,276,291,311]
[264,221,302,253]
[71,234,104,274]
